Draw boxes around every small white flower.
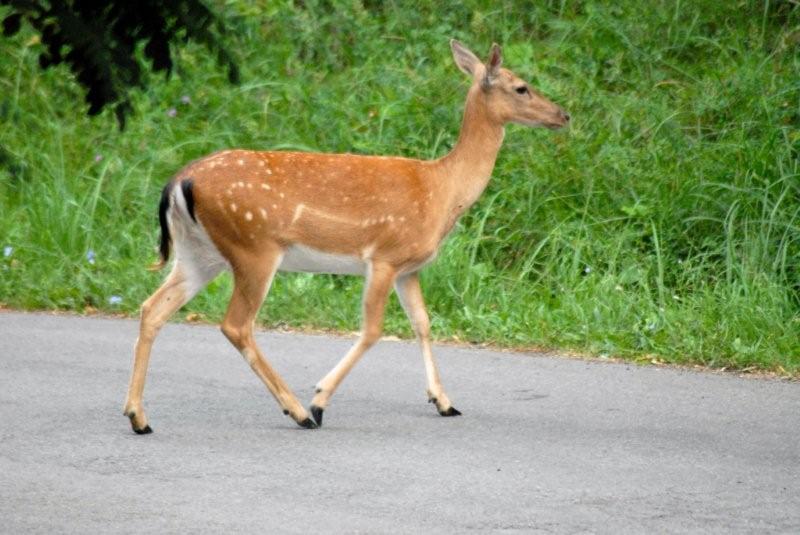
[108,295,122,305]
[3,246,12,258]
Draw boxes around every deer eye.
[515,86,529,95]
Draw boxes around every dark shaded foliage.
[1,0,239,127]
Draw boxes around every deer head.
[450,39,569,129]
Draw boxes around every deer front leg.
[309,261,396,426]
[395,272,461,417]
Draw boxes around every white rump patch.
[279,244,365,275]
[168,186,228,293]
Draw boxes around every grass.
[1,1,798,374]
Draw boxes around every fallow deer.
[123,40,569,433]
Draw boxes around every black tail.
[153,181,176,270]
[181,179,197,223]
[151,178,197,270]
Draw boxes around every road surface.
[1,311,798,533]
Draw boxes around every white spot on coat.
[291,204,305,224]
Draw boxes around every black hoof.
[134,425,153,435]
[439,407,462,417]
[310,405,324,427]
[298,417,318,429]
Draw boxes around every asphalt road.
[1,311,798,533]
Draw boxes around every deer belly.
[279,244,366,275]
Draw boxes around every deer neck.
[436,85,505,214]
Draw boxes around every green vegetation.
[1,1,798,373]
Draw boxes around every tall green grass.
[1,1,798,373]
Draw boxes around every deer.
[123,39,569,434]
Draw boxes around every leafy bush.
[1,0,798,373]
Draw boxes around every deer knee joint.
[414,320,431,340]
[362,325,383,347]
[221,322,244,348]
[138,304,162,339]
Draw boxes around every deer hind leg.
[221,246,316,429]
[395,272,460,417]
[124,260,221,434]
[309,261,397,426]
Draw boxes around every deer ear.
[450,39,481,77]
[484,43,502,82]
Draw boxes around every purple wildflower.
[180,95,191,105]
[167,107,177,117]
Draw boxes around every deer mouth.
[515,118,568,130]
[534,108,570,130]
[551,109,571,129]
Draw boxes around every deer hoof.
[439,407,462,417]
[297,417,318,429]
[133,424,153,435]
[310,405,324,427]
